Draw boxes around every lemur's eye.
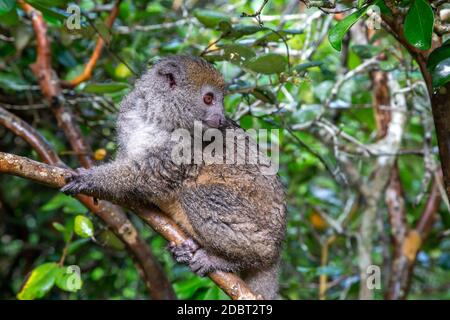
[203,92,214,105]
[166,73,176,88]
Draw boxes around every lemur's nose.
[204,114,224,128]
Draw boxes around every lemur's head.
[146,55,226,130]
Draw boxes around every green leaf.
[427,43,450,72]
[431,57,450,88]
[173,276,211,299]
[404,0,434,50]
[52,222,66,233]
[0,0,15,15]
[328,6,368,51]
[293,61,323,73]
[28,0,69,5]
[193,9,230,28]
[55,266,83,292]
[115,63,133,79]
[245,53,287,74]
[17,263,59,300]
[0,5,18,26]
[376,0,392,15]
[223,44,256,65]
[427,41,450,87]
[0,73,28,91]
[74,215,94,238]
[26,1,71,22]
[41,193,85,214]
[83,82,130,93]
[197,286,229,299]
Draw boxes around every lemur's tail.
[241,262,280,300]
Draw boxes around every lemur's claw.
[61,168,90,196]
[189,249,216,276]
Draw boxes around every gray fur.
[61,55,286,299]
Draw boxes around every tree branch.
[0,152,261,300]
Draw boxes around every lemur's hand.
[61,167,92,196]
[168,238,199,264]
[168,239,237,276]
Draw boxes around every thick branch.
[0,152,260,300]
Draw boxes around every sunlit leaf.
[74,215,94,238]
[17,263,59,300]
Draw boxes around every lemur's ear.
[156,60,182,88]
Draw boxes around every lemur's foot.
[188,249,236,276]
[168,238,199,264]
[61,167,92,196]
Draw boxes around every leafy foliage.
[0,0,449,301]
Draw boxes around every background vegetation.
[0,0,449,300]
